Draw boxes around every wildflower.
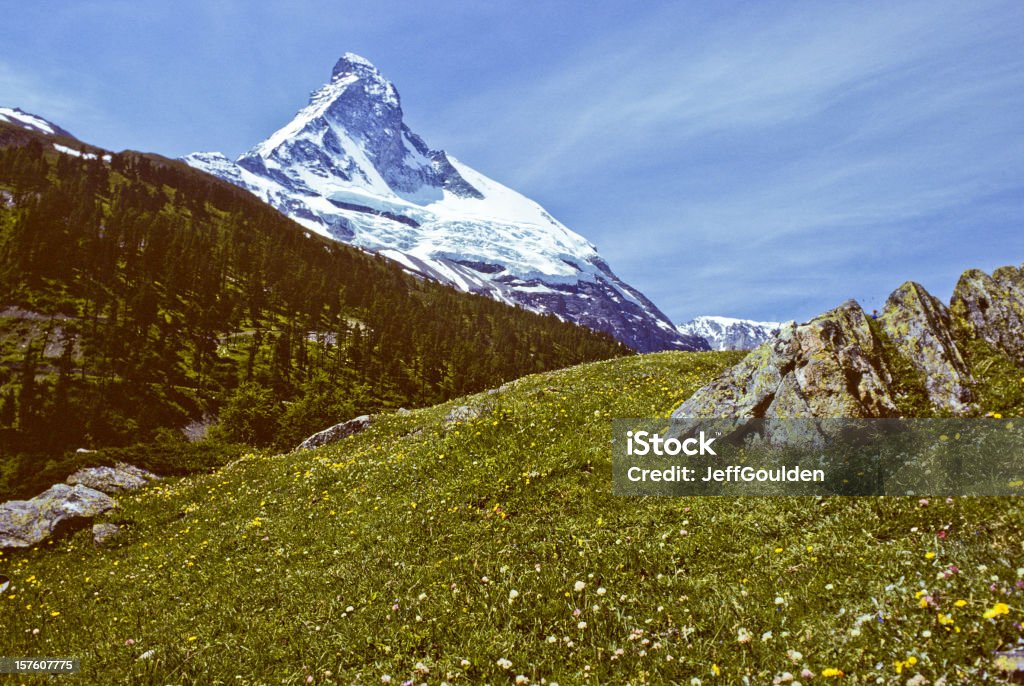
[925,552,935,560]
[508,589,519,601]
[736,627,752,643]
[414,662,429,675]
[574,580,586,592]
[578,621,587,629]
[515,677,529,685]
[497,658,513,670]
[460,659,470,668]
[124,638,135,646]
[596,587,607,596]
[774,596,786,605]
[983,602,1010,619]
[380,677,392,685]
[954,599,967,607]
[821,667,844,677]
[801,669,815,679]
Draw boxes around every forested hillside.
[0,124,628,498]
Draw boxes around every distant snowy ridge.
[184,54,705,353]
[677,316,784,351]
[0,107,74,138]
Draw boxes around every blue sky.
[2,0,1023,324]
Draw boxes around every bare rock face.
[66,462,159,494]
[672,301,899,419]
[879,281,975,414]
[951,264,1024,365]
[296,415,372,451]
[0,484,115,549]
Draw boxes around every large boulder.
[296,415,372,451]
[878,281,975,414]
[673,300,899,419]
[950,264,1024,365]
[0,484,115,549]
[66,462,159,494]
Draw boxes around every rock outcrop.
[951,265,1024,365]
[673,301,899,419]
[66,462,159,494]
[878,282,975,414]
[674,264,1024,420]
[296,415,373,451]
[0,484,115,548]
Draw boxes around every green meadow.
[2,351,1022,684]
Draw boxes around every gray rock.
[296,414,372,451]
[673,301,899,420]
[67,462,159,494]
[951,264,1024,365]
[444,404,482,426]
[879,281,975,414]
[0,484,115,549]
[92,523,121,545]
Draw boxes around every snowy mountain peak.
[333,52,385,78]
[185,55,704,353]
[677,316,785,351]
[0,107,74,138]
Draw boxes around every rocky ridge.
[674,264,1024,419]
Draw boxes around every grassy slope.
[2,351,1022,685]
